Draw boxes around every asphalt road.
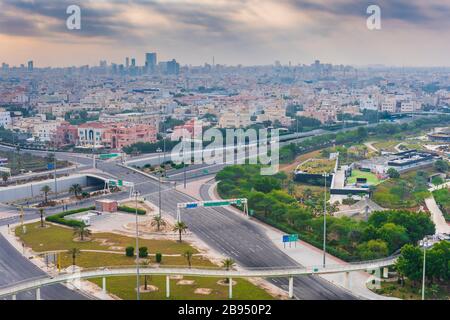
[0,234,88,300]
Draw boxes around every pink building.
[54,121,79,147]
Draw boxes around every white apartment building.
[0,109,11,128]
[34,121,61,142]
[381,98,397,113]
[359,96,379,111]
[219,112,251,128]
[400,101,419,113]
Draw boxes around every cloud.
[0,0,449,66]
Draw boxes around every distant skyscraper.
[27,60,34,71]
[166,59,180,75]
[99,60,107,68]
[131,58,136,68]
[125,57,130,69]
[145,52,157,73]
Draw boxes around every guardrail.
[0,255,398,298]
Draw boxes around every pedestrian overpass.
[0,255,398,300]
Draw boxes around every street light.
[322,173,330,268]
[157,147,163,218]
[420,237,430,300]
[133,190,141,301]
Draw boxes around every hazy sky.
[1,0,450,67]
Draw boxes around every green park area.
[347,170,382,185]
[15,222,275,300]
[217,165,435,262]
[297,158,335,174]
[373,242,450,300]
[0,150,70,176]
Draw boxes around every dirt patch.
[217,279,237,286]
[194,288,212,295]
[93,238,118,247]
[73,237,93,243]
[137,285,158,293]
[108,246,125,251]
[170,275,183,280]
[177,280,195,286]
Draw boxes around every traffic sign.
[47,163,55,170]
[99,153,120,160]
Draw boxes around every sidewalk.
[204,181,395,300]
[424,196,450,234]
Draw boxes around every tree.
[395,244,423,286]
[139,247,148,258]
[41,185,51,204]
[38,208,45,228]
[67,248,81,267]
[222,258,236,271]
[69,184,83,198]
[434,159,449,173]
[387,168,400,179]
[183,250,194,268]
[125,246,134,257]
[151,216,167,231]
[356,240,389,260]
[2,172,8,185]
[173,221,188,242]
[73,225,91,241]
[376,223,409,253]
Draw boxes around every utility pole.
[157,148,163,218]
[420,237,429,300]
[322,173,329,268]
[134,191,141,301]
[54,149,57,199]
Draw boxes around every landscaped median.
[14,221,278,300]
[45,206,95,227]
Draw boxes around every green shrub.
[125,246,134,257]
[118,206,146,215]
[155,252,162,263]
[45,206,95,228]
[139,247,148,258]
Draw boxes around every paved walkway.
[424,197,450,234]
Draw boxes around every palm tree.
[67,248,81,268]
[69,184,83,198]
[141,259,151,290]
[222,258,236,284]
[183,250,194,268]
[222,258,236,271]
[38,208,45,228]
[73,225,91,241]
[151,216,167,231]
[2,172,8,185]
[172,221,188,242]
[41,185,51,204]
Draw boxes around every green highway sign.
[108,179,123,187]
[204,201,231,207]
[99,153,120,160]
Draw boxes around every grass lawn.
[90,276,274,300]
[16,222,278,300]
[57,252,215,269]
[16,222,197,254]
[373,281,449,300]
[373,140,401,153]
[297,158,335,174]
[347,170,382,185]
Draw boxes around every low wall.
[0,174,106,203]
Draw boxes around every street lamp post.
[420,237,429,300]
[133,191,141,301]
[322,173,329,268]
[157,148,163,218]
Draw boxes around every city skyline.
[0,0,450,68]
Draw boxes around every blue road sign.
[282,235,290,243]
[47,163,54,170]
[186,203,198,209]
